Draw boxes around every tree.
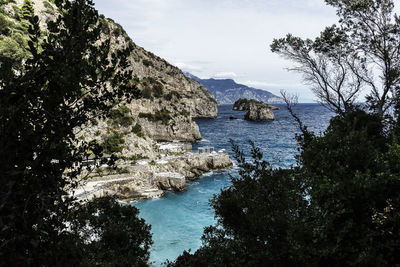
[68,197,152,267]
[271,0,400,117]
[170,111,400,266]
[21,0,34,20]
[169,1,400,266]
[0,0,149,265]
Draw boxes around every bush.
[142,59,153,67]
[170,110,400,266]
[131,123,143,137]
[68,197,152,266]
[109,105,133,127]
[141,86,153,99]
[127,154,148,164]
[152,82,163,97]
[164,90,181,101]
[0,13,12,35]
[139,109,172,124]
[0,37,27,61]
[102,131,125,153]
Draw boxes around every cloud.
[212,72,238,79]
[239,80,304,89]
[174,62,203,72]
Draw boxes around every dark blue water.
[134,104,333,266]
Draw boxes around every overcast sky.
[92,0,399,102]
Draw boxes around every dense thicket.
[0,0,150,265]
[170,0,400,266]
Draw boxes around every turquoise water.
[133,104,333,266]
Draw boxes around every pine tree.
[21,0,34,20]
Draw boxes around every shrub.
[0,13,12,35]
[152,82,163,97]
[142,59,153,67]
[131,123,143,137]
[102,131,125,153]
[0,37,28,60]
[141,86,153,99]
[109,105,133,127]
[139,109,172,124]
[164,90,181,101]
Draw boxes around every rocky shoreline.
[73,142,233,202]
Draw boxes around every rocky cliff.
[1,0,218,148]
[91,16,217,145]
[2,0,232,200]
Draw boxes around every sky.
[92,0,399,102]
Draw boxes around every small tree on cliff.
[0,0,150,265]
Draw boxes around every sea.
[133,104,334,266]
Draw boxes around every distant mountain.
[184,72,284,104]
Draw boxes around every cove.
[133,104,333,266]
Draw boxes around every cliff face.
[2,0,218,154]
[96,18,217,143]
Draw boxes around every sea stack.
[233,98,278,121]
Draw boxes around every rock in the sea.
[229,116,238,120]
[244,103,275,121]
[233,99,277,121]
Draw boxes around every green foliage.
[0,13,12,35]
[131,122,144,137]
[0,0,15,6]
[102,131,125,154]
[21,0,34,20]
[170,110,400,267]
[141,86,153,99]
[68,197,152,266]
[152,81,164,97]
[142,58,153,67]
[109,105,133,127]
[164,90,182,101]
[0,0,145,265]
[0,0,34,62]
[0,36,27,60]
[139,109,172,124]
[140,77,164,98]
[127,153,148,164]
[98,14,110,35]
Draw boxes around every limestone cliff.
[2,0,232,200]
[1,0,218,149]
[89,14,218,145]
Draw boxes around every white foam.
[202,171,214,177]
